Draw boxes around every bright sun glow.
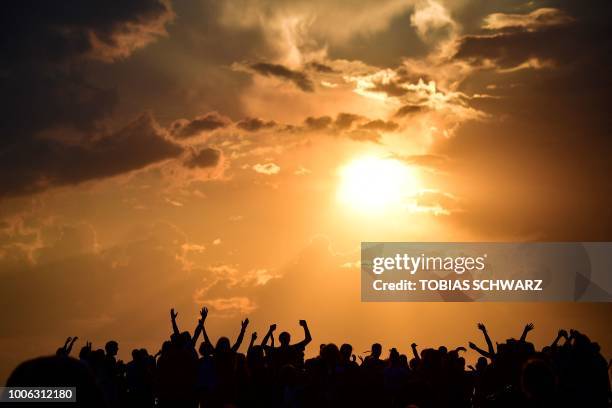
[337,157,420,213]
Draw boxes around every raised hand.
[411,343,417,348]
[469,341,477,350]
[520,322,535,341]
[200,307,208,321]
[299,319,307,327]
[269,324,277,332]
[558,329,568,338]
[170,308,180,335]
[251,332,258,341]
[241,318,250,329]
[477,323,487,332]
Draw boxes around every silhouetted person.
[262,320,312,371]
[6,307,612,408]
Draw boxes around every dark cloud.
[437,1,612,239]
[171,113,230,139]
[0,0,173,64]
[0,115,183,197]
[364,67,432,98]
[334,113,364,130]
[184,147,222,168]
[249,62,314,92]
[395,104,425,117]
[454,3,611,70]
[359,119,399,132]
[304,116,333,130]
[305,61,336,73]
[370,81,409,97]
[0,0,175,196]
[236,117,277,132]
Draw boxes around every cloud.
[0,114,183,197]
[171,113,231,139]
[236,117,277,132]
[410,0,456,42]
[435,1,612,239]
[411,190,460,215]
[195,296,257,315]
[334,113,364,130]
[249,62,314,92]
[359,119,399,132]
[0,0,176,197]
[306,61,336,73]
[395,104,425,117]
[253,163,281,175]
[452,5,598,71]
[483,8,573,31]
[304,116,333,130]
[184,148,222,169]
[1,0,174,65]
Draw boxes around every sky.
[1,0,611,381]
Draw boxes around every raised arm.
[551,329,568,348]
[66,337,78,355]
[62,337,72,352]
[170,308,180,336]
[410,343,421,361]
[192,307,208,345]
[477,323,495,356]
[295,320,312,348]
[261,324,276,350]
[520,323,534,342]
[469,342,492,359]
[231,318,249,352]
[248,332,258,352]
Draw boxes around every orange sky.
[1,0,611,383]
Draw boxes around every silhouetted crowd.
[5,307,611,407]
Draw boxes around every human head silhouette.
[371,343,382,358]
[179,331,191,347]
[199,341,213,357]
[216,336,231,352]
[389,348,400,365]
[105,341,118,357]
[340,343,352,360]
[279,331,291,346]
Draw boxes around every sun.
[337,156,420,213]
